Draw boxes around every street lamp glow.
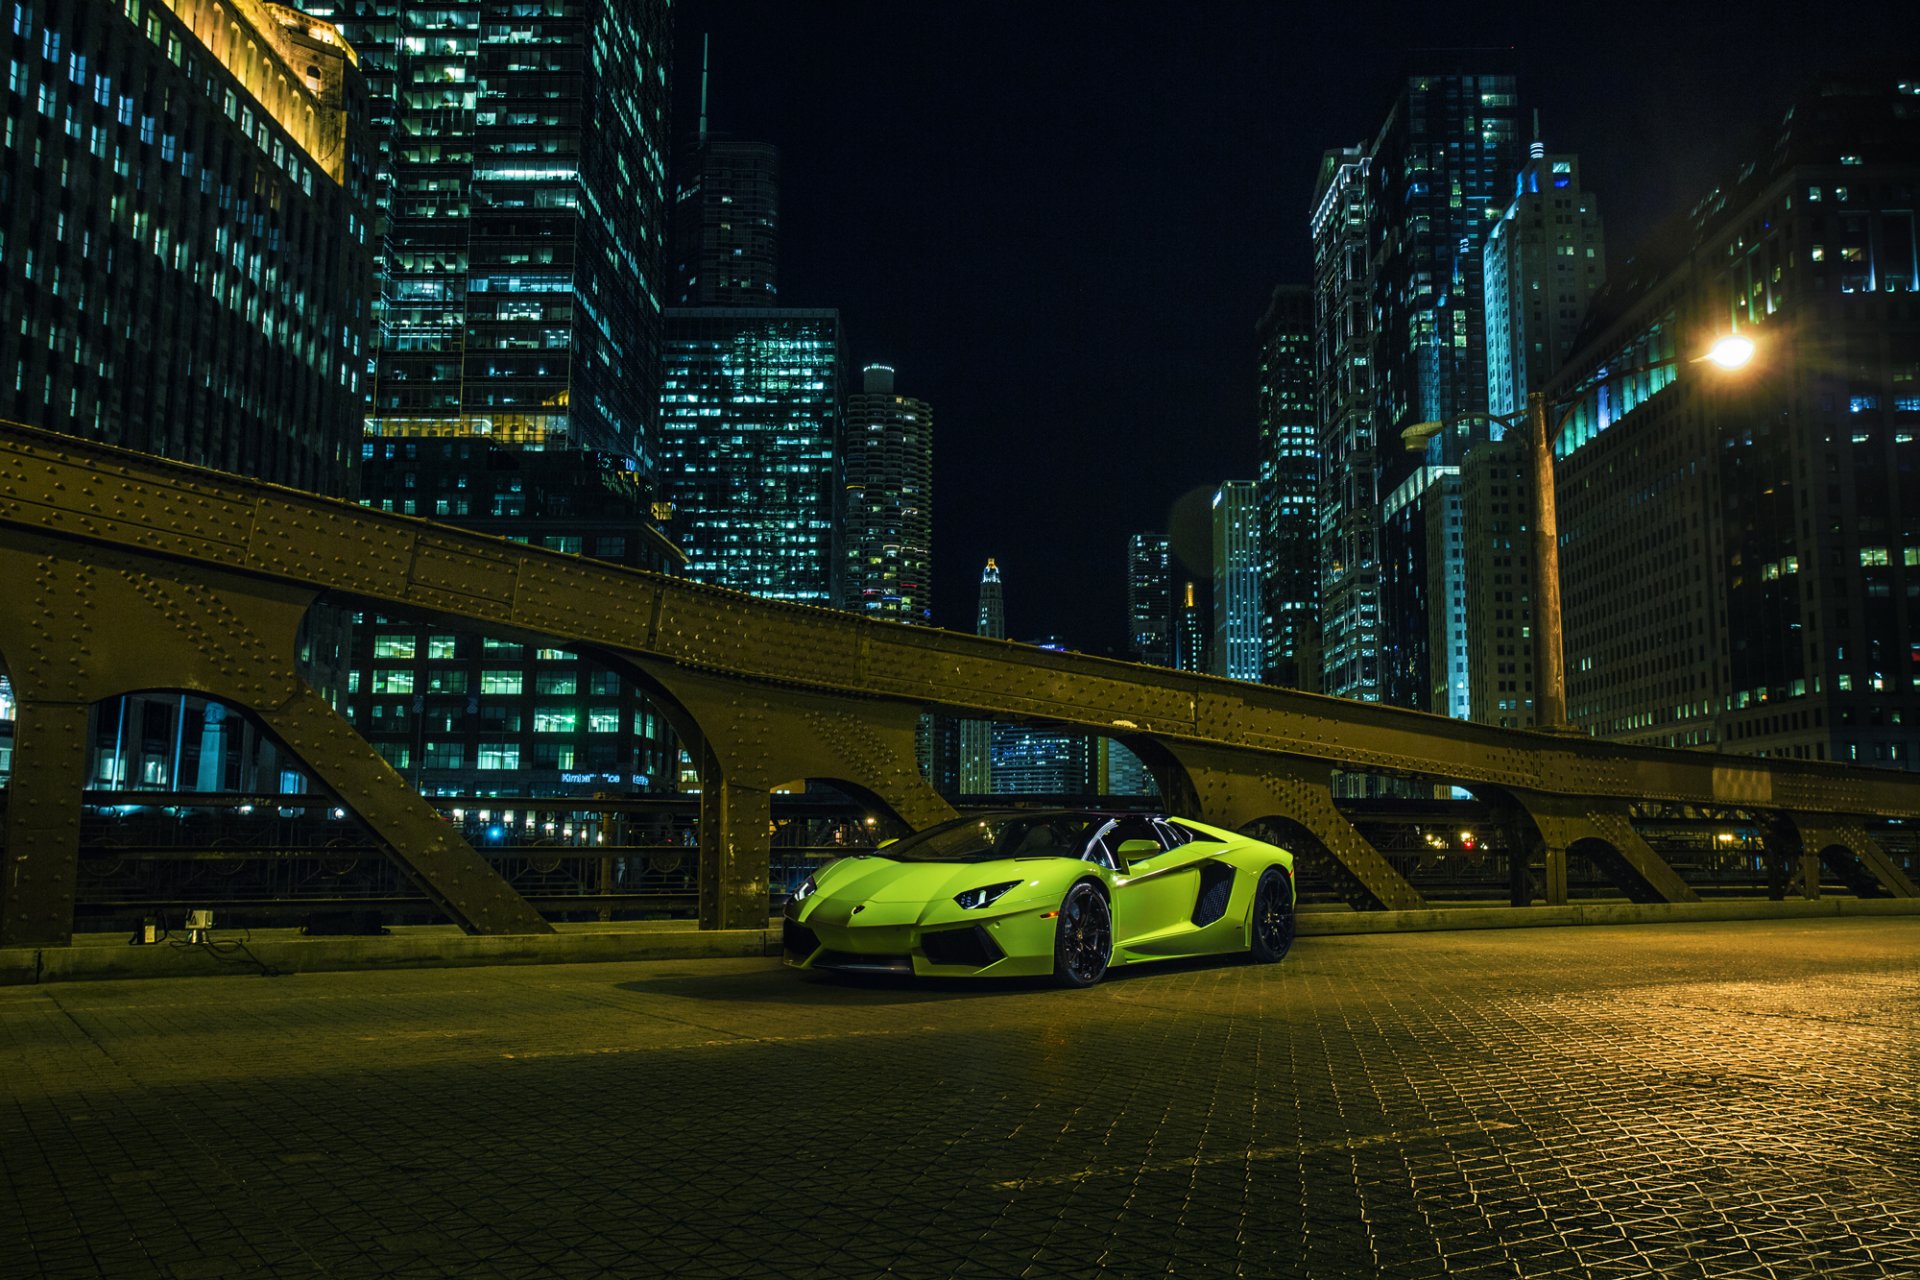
[1700,334,1757,370]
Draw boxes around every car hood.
[818,856,1054,904]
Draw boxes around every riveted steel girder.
[1504,791,1699,906]
[8,422,1920,923]
[1786,817,1917,899]
[0,529,551,940]
[1155,743,1425,912]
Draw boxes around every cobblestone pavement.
[2,918,1917,1279]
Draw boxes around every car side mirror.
[1116,838,1159,870]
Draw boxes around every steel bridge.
[1,420,1916,946]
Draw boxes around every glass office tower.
[1255,285,1318,686]
[658,307,844,604]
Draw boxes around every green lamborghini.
[782,810,1296,987]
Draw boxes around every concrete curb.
[1297,896,1920,936]
[0,926,781,986]
[3,898,1916,985]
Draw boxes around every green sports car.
[782,810,1296,987]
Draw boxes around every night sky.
[674,1,1912,650]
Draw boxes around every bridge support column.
[1786,816,1915,899]
[0,699,91,947]
[626,662,960,930]
[1508,793,1697,905]
[698,776,772,930]
[1154,744,1424,911]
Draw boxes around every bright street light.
[1698,334,1757,370]
[1524,334,1762,730]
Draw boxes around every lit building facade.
[1211,481,1263,681]
[1255,284,1317,686]
[321,0,672,464]
[658,307,844,604]
[1175,581,1208,674]
[1309,146,1380,702]
[1551,78,1920,767]
[0,0,373,494]
[1483,146,1606,418]
[842,364,933,623]
[1126,533,1174,666]
[1314,70,1526,714]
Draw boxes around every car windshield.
[882,812,1104,863]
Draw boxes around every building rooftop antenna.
[698,33,710,143]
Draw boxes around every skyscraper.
[1126,533,1175,666]
[1460,435,1534,727]
[959,559,1003,793]
[325,0,673,463]
[1211,481,1263,681]
[843,365,933,623]
[1310,146,1380,703]
[1549,78,1920,768]
[658,308,844,604]
[1255,285,1318,686]
[1313,69,1527,714]
[1175,581,1208,674]
[668,43,778,307]
[1,0,373,495]
[1483,143,1606,418]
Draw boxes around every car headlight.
[791,874,819,903]
[953,880,1020,910]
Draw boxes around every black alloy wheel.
[1052,881,1113,988]
[1248,866,1296,963]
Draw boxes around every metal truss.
[1,421,1915,944]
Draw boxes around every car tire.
[1052,881,1112,988]
[1248,866,1295,963]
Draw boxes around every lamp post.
[1524,334,1756,730]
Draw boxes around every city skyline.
[676,1,1908,648]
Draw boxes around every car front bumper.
[782,897,1059,978]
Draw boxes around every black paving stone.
[2,918,1917,1278]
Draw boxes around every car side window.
[1152,819,1192,850]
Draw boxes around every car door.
[1109,819,1221,954]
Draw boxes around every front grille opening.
[920,925,1005,968]
[783,919,821,959]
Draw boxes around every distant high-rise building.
[1211,482,1263,681]
[990,723,1101,796]
[1310,146,1380,703]
[1175,581,1208,674]
[326,0,672,464]
[1,0,373,495]
[1484,145,1606,417]
[668,44,778,307]
[1126,534,1175,666]
[843,365,933,623]
[1550,77,1920,768]
[658,308,844,605]
[1460,435,1534,727]
[1314,69,1527,714]
[960,559,1004,792]
[1255,285,1318,686]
